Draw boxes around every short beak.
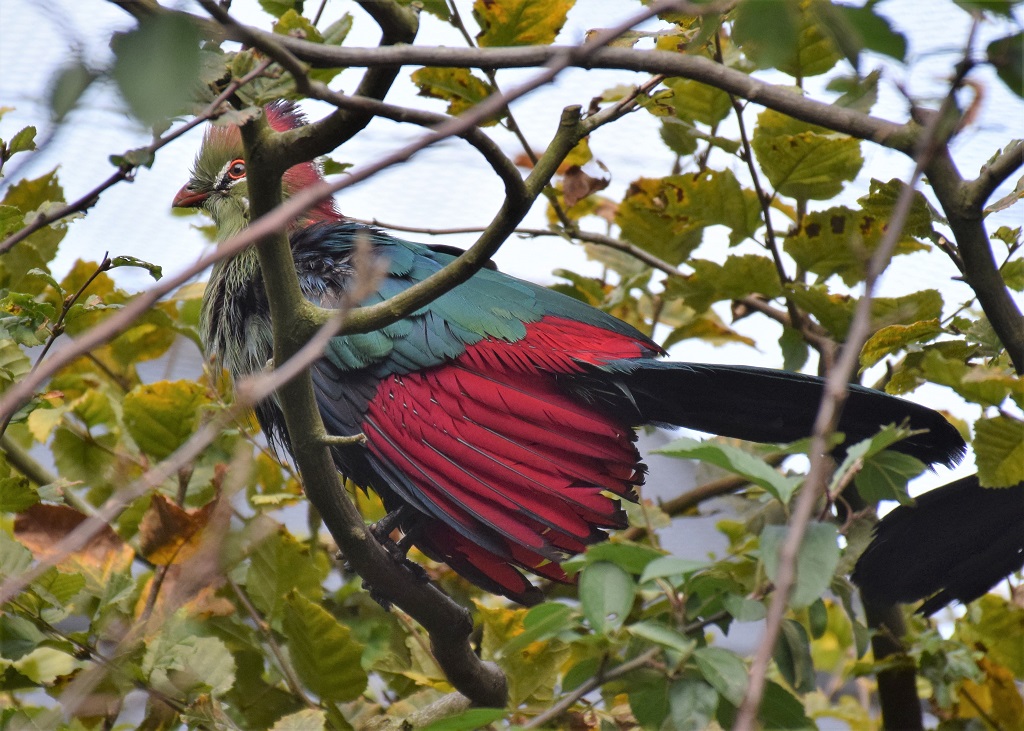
[172,183,208,208]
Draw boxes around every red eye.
[227,159,246,180]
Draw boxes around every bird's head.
[173,101,342,239]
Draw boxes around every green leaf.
[48,62,96,122]
[30,565,86,610]
[832,4,907,63]
[272,9,323,42]
[0,339,31,391]
[660,119,700,156]
[828,70,880,114]
[109,255,162,281]
[282,591,367,702]
[0,476,38,512]
[663,78,732,127]
[733,0,800,71]
[7,127,36,156]
[757,679,816,729]
[259,0,300,19]
[0,170,67,293]
[784,206,928,286]
[322,158,352,176]
[111,14,203,126]
[627,621,697,657]
[858,178,940,240]
[921,350,1022,406]
[142,614,235,699]
[666,255,782,312]
[974,415,1024,487]
[988,33,1024,98]
[774,619,815,693]
[473,0,574,47]
[860,319,943,370]
[855,450,927,504]
[579,561,634,633]
[616,170,762,266]
[667,679,718,731]
[246,529,330,624]
[410,67,500,124]
[722,593,767,622]
[12,646,81,684]
[830,423,928,502]
[0,531,33,581]
[753,110,863,201]
[779,325,810,372]
[639,555,710,585]
[955,0,1023,17]
[734,0,841,78]
[52,427,116,493]
[494,602,574,660]
[0,614,47,661]
[122,380,211,460]
[693,646,748,706]
[570,540,665,575]
[627,670,670,728]
[270,709,326,731]
[418,708,507,731]
[760,522,840,608]
[655,437,802,505]
[957,594,1024,677]
[1002,259,1024,291]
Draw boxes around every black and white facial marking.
[217,157,246,193]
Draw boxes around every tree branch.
[0,60,272,257]
[926,144,1024,373]
[246,39,919,152]
[963,139,1024,211]
[732,46,969,731]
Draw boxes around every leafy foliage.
[1,0,1022,729]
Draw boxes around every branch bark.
[926,144,1024,373]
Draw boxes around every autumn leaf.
[473,0,574,47]
[14,503,134,591]
[138,494,219,566]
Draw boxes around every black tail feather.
[579,361,967,468]
[853,476,1024,614]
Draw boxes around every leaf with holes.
[579,561,634,633]
[753,111,863,201]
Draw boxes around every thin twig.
[0,60,272,256]
[732,24,980,730]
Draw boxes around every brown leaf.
[562,165,610,208]
[15,504,131,567]
[138,494,218,566]
[14,504,134,582]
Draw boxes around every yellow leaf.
[26,406,63,442]
[473,0,574,47]
[411,67,498,123]
[123,380,212,460]
[859,319,943,370]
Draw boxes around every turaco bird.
[174,102,966,605]
[854,476,1024,615]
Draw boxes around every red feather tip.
[265,100,307,132]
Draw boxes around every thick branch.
[926,147,1024,373]
[252,40,918,153]
[242,102,513,705]
[963,139,1024,211]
